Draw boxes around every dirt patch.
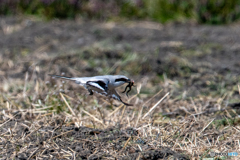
[1,112,189,160]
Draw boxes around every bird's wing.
[86,78,109,93]
[86,79,132,105]
[108,89,133,106]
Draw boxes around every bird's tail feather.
[48,74,74,81]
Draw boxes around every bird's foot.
[88,89,93,95]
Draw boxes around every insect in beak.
[122,80,134,97]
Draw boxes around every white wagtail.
[49,74,134,106]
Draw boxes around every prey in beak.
[122,80,134,97]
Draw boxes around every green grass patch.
[1,0,240,24]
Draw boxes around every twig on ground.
[135,89,162,127]
[27,147,40,160]
[200,118,215,134]
[23,126,42,141]
[51,130,74,140]
[142,92,169,119]
[23,72,29,98]
[238,85,240,95]
[60,92,76,116]
[120,105,126,122]
[0,112,19,128]
[118,136,131,153]
[82,109,106,127]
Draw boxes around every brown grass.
[1,73,240,159]
[1,15,240,159]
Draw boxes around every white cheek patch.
[114,81,125,87]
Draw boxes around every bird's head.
[113,75,133,88]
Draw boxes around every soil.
[1,112,189,160]
[0,16,240,159]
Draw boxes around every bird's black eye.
[115,78,128,82]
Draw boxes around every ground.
[0,16,240,159]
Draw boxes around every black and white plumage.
[49,74,134,106]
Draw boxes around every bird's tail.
[48,74,74,81]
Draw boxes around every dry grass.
[1,72,240,159]
[1,16,240,159]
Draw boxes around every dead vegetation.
[1,72,240,159]
[1,16,240,159]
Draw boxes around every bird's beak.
[128,79,134,86]
[128,79,134,83]
[131,80,134,85]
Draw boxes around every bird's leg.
[121,99,133,106]
[88,89,93,95]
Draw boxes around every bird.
[49,74,134,106]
